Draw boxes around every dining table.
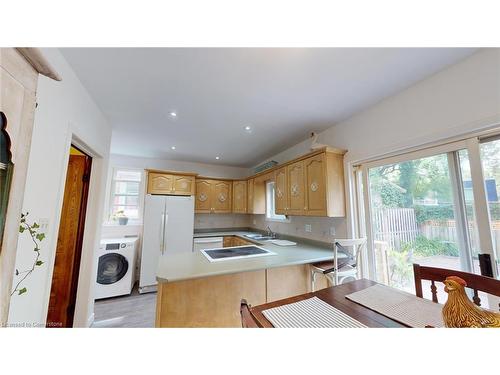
[249,279,410,328]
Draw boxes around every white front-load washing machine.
[95,237,138,300]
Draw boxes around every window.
[109,168,143,222]
[265,181,289,222]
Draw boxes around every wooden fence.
[372,208,419,251]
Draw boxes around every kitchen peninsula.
[155,230,335,327]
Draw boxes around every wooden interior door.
[213,180,232,213]
[274,167,287,215]
[46,148,91,327]
[304,154,327,216]
[287,161,305,215]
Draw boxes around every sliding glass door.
[356,135,500,308]
[366,151,474,293]
[479,137,500,276]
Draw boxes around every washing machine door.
[97,253,129,285]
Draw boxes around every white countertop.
[156,230,336,283]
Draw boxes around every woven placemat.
[346,284,444,328]
[262,296,367,328]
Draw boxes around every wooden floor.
[92,285,156,328]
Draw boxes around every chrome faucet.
[266,226,277,239]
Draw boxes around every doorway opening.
[46,145,92,327]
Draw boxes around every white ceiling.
[60,48,477,167]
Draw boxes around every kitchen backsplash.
[250,215,347,243]
[102,214,347,245]
[194,214,252,229]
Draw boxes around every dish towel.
[262,296,367,328]
[345,284,445,328]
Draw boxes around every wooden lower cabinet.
[223,236,252,247]
[155,264,327,327]
[265,265,311,303]
[156,271,267,327]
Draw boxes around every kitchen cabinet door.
[304,154,327,216]
[247,179,254,214]
[274,167,287,215]
[213,180,232,213]
[195,179,212,213]
[287,161,305,215]
[173,175,195,196]
[232,180,247,213]
[148,172,174,194]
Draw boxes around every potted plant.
[113,210,129,225]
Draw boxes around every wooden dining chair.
[240,299,262,328]
[413,263,500,311]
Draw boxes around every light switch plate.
[305,224,312,233]
[330,227,336,236]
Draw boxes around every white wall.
[258,49,500,166]
[8,48,112,327]
[252,48,500,239]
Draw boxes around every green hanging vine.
[11,212,45,296]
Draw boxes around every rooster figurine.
[442,276,500,328]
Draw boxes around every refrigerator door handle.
[160,211,165,253]
[162,211,169,254]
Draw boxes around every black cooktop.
[204,246,269,259]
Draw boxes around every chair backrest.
[240,299,261,328]
[413,263,500,310]
[334,238,367,266]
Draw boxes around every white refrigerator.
[139,194,195,293]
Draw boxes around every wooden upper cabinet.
[247,179,254,213]
[195,179,232,213]
[213,180,232,213]
[147,171,196,196]
[148,172,174,194]
[287,161,305,215]
[272,149,346,217]
[304,154,327,216]
[173,175,195,195]
[274,167,287,215]
[195,179,212,213]
[232,180,247,213]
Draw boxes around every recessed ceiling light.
[169,111,177,118]
[244,125,252,133]
[215,156,220,160]
[171,146,176,150]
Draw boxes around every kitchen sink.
[244,234,276,241]
[201,245,276,262]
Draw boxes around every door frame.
[47,144,92,327]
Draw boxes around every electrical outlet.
[38,218,49,234]
[305,224,312,233]
[330,227,336,236]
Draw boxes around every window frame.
[352,136,499,281]
[107,167,145,225]
[265,181,290,223]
